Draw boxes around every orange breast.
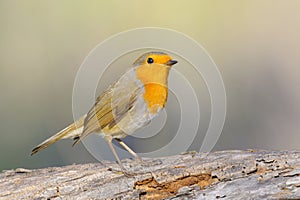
[143,83,168,114]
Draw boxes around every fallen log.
[0,150,299,199]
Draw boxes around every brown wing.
[73,72,142,145]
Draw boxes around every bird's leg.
[114,138,144,163]
[105,136,134,176]
[114,138,162,167]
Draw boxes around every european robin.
[31,52,177,174]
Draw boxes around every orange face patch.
[144,54,172,65]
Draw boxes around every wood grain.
[1,150,299,199]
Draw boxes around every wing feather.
[74,70,144,144]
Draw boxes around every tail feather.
[31,115,86,155]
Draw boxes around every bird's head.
[133,52,177,86]
[133,52,177,67]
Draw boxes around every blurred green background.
[0,1,300,171]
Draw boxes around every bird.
[31,51,177,175]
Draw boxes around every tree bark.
[0,150,299,199]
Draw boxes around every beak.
[165,60,178,66]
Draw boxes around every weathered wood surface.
[0,150,299,199]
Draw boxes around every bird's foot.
[108,167,136,177]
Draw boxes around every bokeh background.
[1,1,299,171]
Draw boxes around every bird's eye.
[147,57,154,64]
